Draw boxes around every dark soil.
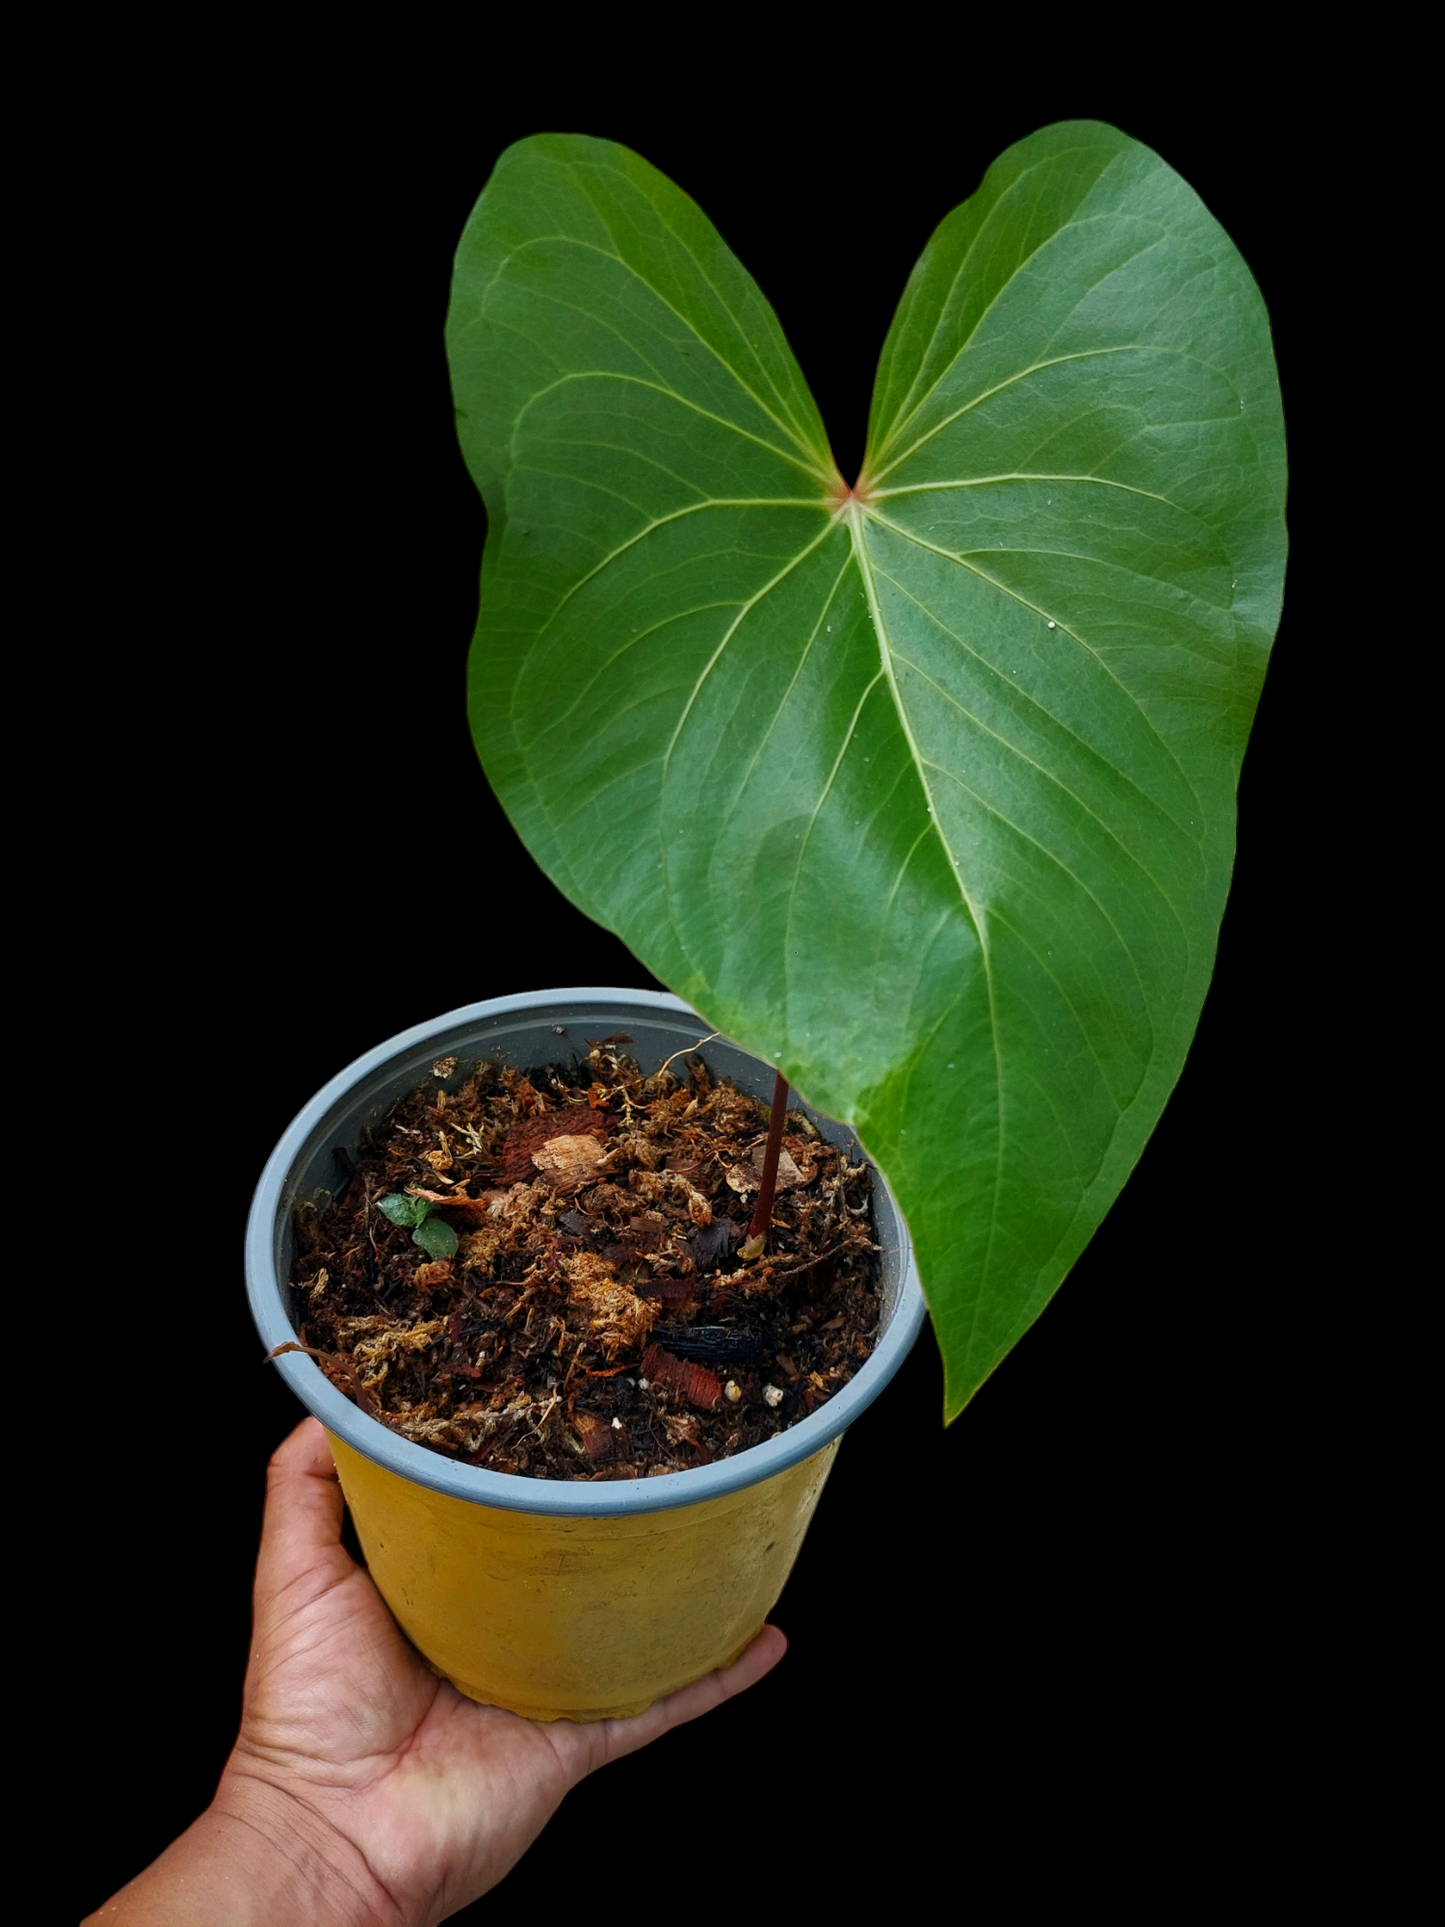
[281,1037,882,1480]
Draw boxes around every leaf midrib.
[846,500,1010,1300]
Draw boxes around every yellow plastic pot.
[326,1428,839,1719]
[248,990,925,1722]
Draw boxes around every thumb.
[254,1416,353,1610]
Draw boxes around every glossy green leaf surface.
[376,1193,428,1229]
[413,1217,459,1261]
[446,123,1286,1416]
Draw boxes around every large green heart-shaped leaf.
[446,122,1286,1418]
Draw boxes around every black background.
[86,59,1343,1918]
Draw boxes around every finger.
[577,1624,787,1773]
[254,1416,353,1603]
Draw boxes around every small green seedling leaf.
[376,1193,428,1229]
[413,1216,459,1261]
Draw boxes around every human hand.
[90,1417,786,1925]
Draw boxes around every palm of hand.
[220,1419,782,1925]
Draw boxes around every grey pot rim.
[245,987,927,1517]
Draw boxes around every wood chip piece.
[641,1342,722,1412]
[751,1142,803,1187]
[499,1107,610,1185]
[641,1276,696,1308]
[532,1133,608,1188]
[573,1411,614,1461]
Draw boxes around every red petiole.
[745,1069,790,1250]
